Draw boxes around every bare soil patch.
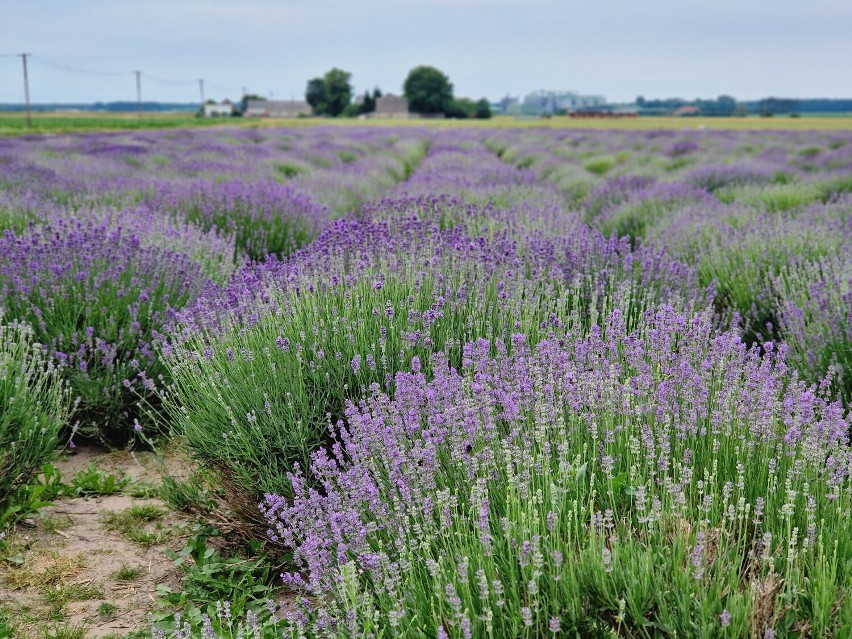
[0,445,192,638]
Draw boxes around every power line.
[142,72,196,86]
[29,56,204,89]
[1,52,250,105]
[31,55,129,77]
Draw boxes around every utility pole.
[134,70,142,119]
[19,53,31,128]
[198,78,205,104]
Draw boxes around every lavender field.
[1,125,851,638]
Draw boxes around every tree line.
[636,95,852,117]
[304,65,491,119]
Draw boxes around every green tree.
[323,68,353,117]
[305,78,328,114]
[716,95,737,117]
[446,97,476,119]
[363,87,382,114]
[403,65,453,114]
[305,69,353,117]
[475,98,492,119]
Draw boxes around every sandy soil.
[0,445,192,638]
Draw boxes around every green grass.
[38,623,89,639]
[43,584,102,618]
[97,602,117,621]
[0,112,229,136]
[102,504,172,546]
[4,113,851,138]
[112,565,144,582]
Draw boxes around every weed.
[102,504,172,546]
[38,623,89,639]
[583,155,616,175]
[112,564,144,582]
[38,514,73,535]
[97,601,117,620]
[108,503,166,524]
[0,605,15,639]
[159,473,215,514]
[43,583,102,617]
[273,162,305,178]
[65,463,130,497]
[337,149,358,163]
[124,481,161,499]
[153,525,276,630]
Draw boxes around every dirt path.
[0,446,191,638]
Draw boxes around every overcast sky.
[2,0,850,104]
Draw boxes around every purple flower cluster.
[0,210,234,440]
[141,178,327,260]
[684,163,779,192]
[261,306,850,631]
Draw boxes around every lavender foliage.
[0,210,235,441]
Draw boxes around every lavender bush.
[594,181,717,242]
[145,179,327,261]
[0,211,235,442]
[163,209,705,523]
[0,316,70,521]
[776,253,852,400]
[262,308,851,637]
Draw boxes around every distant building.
[245,99,313,118]
[202,99,235,117]
[521,90,607,116]
[368,94,410,119]
[672,105,701,117]
[490,95,520,115]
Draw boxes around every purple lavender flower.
[720,609,732,627]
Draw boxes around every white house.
[202,99,235,117]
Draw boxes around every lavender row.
[0,127,432,260]
[481,128,852,399]
[162,138,709,525]
[260,307,851,637]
